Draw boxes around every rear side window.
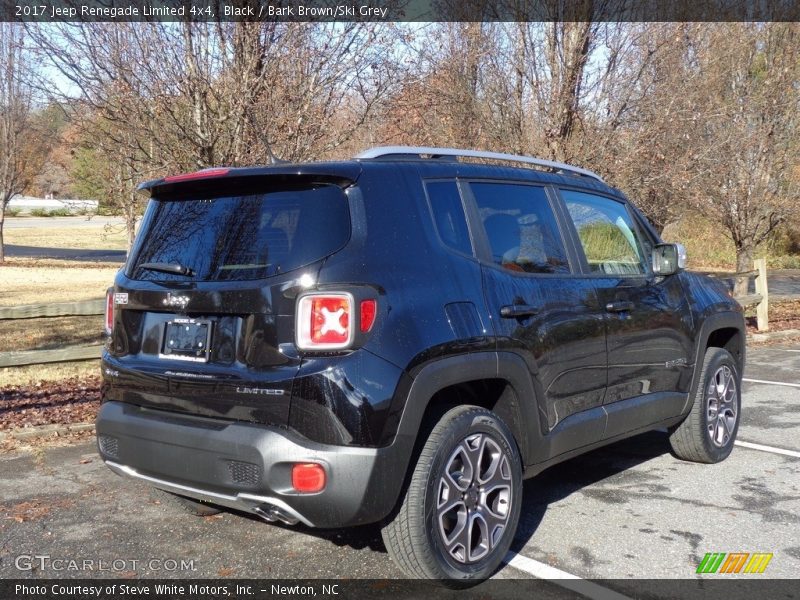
[131,184,350,281]
[470,182,569,274]
[426,181,472,255]
[562,190,647,276]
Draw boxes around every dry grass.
[0,262,119,306]
[0,360,100,388]
[5,225,127,250]
[0,315,104,353]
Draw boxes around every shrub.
[48,208,72,217]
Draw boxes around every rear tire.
[159,490,223,516]
[381,406,522,586]
[670,347,741,463]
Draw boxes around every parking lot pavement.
[0,344,798,587]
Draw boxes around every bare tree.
[0,23,42,263]
[678,24,800,293]
[29,21,398,249]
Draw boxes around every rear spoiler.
[138,163,362,198]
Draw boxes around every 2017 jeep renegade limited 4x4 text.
[97,147,744,583]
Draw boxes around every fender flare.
[394,351,544,466]
[683,311,746,414]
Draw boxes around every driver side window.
[562,190,648,276]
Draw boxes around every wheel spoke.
[446,513,470,562]
[444,445,473,491]
[477,437,502,485]
[478,506,507,549]
[461,434,483,476]
[467,512,490,562]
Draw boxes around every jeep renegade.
[96,146,745,583]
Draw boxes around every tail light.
[291,463,326,493]
[104,288,114,335]
[360,299,377,332]
[296,293,354,350]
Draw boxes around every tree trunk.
[0,209,5,264]
[734,246,754,298]
[0,195,7,264]
[125,198,137,254]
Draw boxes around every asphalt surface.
[0,344,798,588]
[4,217,125,230]
[4,245,127,262]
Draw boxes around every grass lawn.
[5,225,127,250]
[0,315,104,354]
[0,259,119,307]
[0,360,100,389]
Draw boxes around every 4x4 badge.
[162,293,189,309]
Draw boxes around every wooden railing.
[0,259,775,368]
[0,298,104,368]
[699,258,769,331]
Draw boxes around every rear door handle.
[606,300,635,313]
[500,304,539,319]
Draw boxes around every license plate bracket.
[160,318,212,362]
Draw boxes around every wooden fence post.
[754,258,769,332]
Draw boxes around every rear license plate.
[160,319,212,362]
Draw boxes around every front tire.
[381,406,522,585]
[670,347,741,463]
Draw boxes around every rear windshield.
[130,184,350,281]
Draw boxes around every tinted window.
[426,181,472,255]
[562,190,647,276]
[131,185,350,281]
[470,182,569,274]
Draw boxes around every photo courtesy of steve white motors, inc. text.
[14,583,341,597]
[14,2,391,19]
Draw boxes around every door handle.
[500,304,539,319]
[606,300,635,313]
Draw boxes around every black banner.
[3,0,800,23]
[1,579,799,600]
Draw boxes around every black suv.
[97,147,744,583]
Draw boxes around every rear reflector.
[296,293,353,350]
[104,289,114,334]
[163,168,230,183]
[291,463,326,493]
[360,299,377,332]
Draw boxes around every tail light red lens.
[291,463,326,493]
[360,299,377,332]
[104,289,114,334]
[296,293,353,350]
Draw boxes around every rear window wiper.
[137,262,195,277]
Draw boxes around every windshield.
[130,184,350,281]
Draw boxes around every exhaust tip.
[253,503,299,526]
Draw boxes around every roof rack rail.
[355,146,604,183]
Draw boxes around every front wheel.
[670,347,741,463]
[381,406,522,585]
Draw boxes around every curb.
[0,422,95,442]
[748,329,800,343]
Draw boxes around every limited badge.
[114,293,129,305]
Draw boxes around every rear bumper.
[96,401,411,528]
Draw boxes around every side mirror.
[652,243,687,276]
